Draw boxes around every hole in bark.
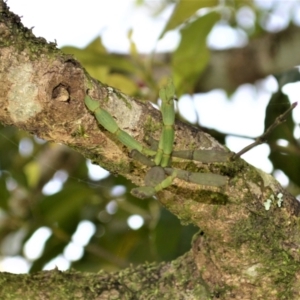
[65,58,80,67]
[52,83,70,102]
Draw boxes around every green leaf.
[264,92,294,143]
[269,151,300,188]
[160,0,218,38]
[62,36,139,94]
[127,28,138,57]
[172,11,219,95]
[105,74,138,95]
[23,160,40,188]
[275,69,300,89]
[84,36,107,54]
[61,37,136,74]
[264,89,299,187]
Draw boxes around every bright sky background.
[2,0,300,273]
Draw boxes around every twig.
[231,102,298,160]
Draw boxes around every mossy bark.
[1,2,300,299]
[0,252,209,300]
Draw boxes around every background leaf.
[172,11,219,95]
[160,0,218,38]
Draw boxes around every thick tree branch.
[1,3,300,299]
[0,251,210,299]
[196,24,300,92]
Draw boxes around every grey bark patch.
[8,63,41,122]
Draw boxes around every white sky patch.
[155,30,180,53]
[254,0,275,10]
[293,2,300,26]
[273,169,289,187]
[192,85,274,173]
[226,136,273,173]
[0,256,30,274]
[8,0,176,53]
[178,95,198,124]
[236,6,256,29]
[72,221,96,247]
[194,84,270,138]
[207,23,248,49]
[8,0,133,49]
[118,2,175,53]
[259,75,278,93]
[110,185,126,197]
[42,170,68,195]
[19,137,34,157]
[23,227,52,260]
[63,243,84,262]
[43,255,70,271]
[127,214,144,230]
[267,1,294,32]
[276,139,289,147]
[261,10,289,32]
[106,200,118,215]
[86,160,110,181]
[294,125,300,140]
[63,221,96,262]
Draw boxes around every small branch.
[231,102,298,160]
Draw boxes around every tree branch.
[0,251,210,299]
[196,24,300,92]
[232,102,298,159]
[1,3,300,299]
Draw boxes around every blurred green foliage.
[1,0,300,274]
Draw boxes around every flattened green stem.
[172,150,230,163]
[155,126,174,166]
[131,186,156,199]
[131,167,177,199]
[155,168,177,191]
[154,79,176,167]
[165,168,227,187]
[85,95,156,156]
[130,150,155,167]
[144,166,167,187]
[146,136,230,164]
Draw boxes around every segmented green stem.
[85,95,156,156]
[165,168,227,187]
[131,168,178,199]
[172,150,230,163]
[154,79,176,167]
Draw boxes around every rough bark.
[1,2,300,299]
[0,252,210,299]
